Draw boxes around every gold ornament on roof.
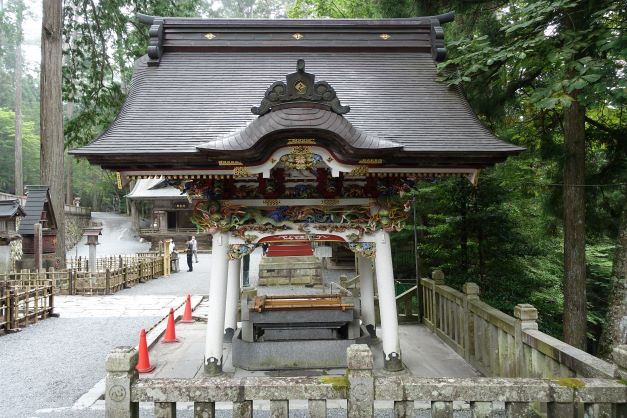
[292,33,304,40]
[294,80,307,93]
[205,33,216,40]
[379,33,391,40]
[282,146,316,170]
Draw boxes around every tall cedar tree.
[41,0,64,264]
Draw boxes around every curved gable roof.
[71,15,523,170]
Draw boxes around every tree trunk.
[599,195,627,356]
[40,0,65,266]
[65,102,73,205]
[562,97,587,350]
[15,40,23,196]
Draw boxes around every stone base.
[233,329,367,370]
[258,255,322,286]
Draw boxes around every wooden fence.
[421,276,618,379]
[0,276,55,334]
[4,255,165,296]
[105,344,627,418]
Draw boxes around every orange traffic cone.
[181,294,194,323]
[136,328,155,373]
[162,308,179,343]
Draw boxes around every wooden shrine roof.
[71,14,523,170]
[0,200,25,218]
[17,186,57,236]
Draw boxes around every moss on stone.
[553,378,586,389]
[617,378,627,386]
[319,374,349,390]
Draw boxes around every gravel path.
[0,252,211,417]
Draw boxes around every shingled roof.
[0,200,25,218]
[71,14,523,170]
[17,186,57,236]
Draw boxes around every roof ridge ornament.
[251,59,350,116]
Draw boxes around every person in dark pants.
[186,237,194,272]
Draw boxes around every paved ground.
[66,212,150,258]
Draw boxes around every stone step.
[259,269,322,277]
[260,255,320,264]
[259,262,321,269]
[258,276,323,286]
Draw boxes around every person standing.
[186,237,194,272]
[191,235,198,263]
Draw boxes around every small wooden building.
[0,199,25,273]
[0,200,25,245]
[17,185,58,269]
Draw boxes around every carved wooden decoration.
[251,59,350,116]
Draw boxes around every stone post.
[347,344,374,418]
[88,241,97,273]
[513,304,538,378]
[462,282,480,362]
[34,222,43,271]
[224,257,241,342]
[612,345,627,380]
[105,346,139,418]
[358,255,376,338]
[240,287,257,342]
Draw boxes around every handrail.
[420,275,617,379]
[105,345,627,417]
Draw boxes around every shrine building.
[72,13,523,374]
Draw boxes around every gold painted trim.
[116,172,123,190]
[233,167,252,178]
[287,138,316,145]
[358,159,383,165]
[204,33,216,40]
[292,33,303,40]
[218,160,243,166]
[379,33,391,40]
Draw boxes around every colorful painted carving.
[228,244,257,260]
[348,242,376,259]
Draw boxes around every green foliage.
[0,107,39,192]
[62,0,208,147]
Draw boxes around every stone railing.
[64,204,91,217]
[105,344,627,417]
[421,275,618,379]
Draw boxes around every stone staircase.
[258,255,323,286]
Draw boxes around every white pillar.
[204,231,230,375]
[358,255,376,338]
[374,229,402,371]
[224,257,241,341]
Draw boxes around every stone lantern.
[84,227,103,273]
[0,200,25,273]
